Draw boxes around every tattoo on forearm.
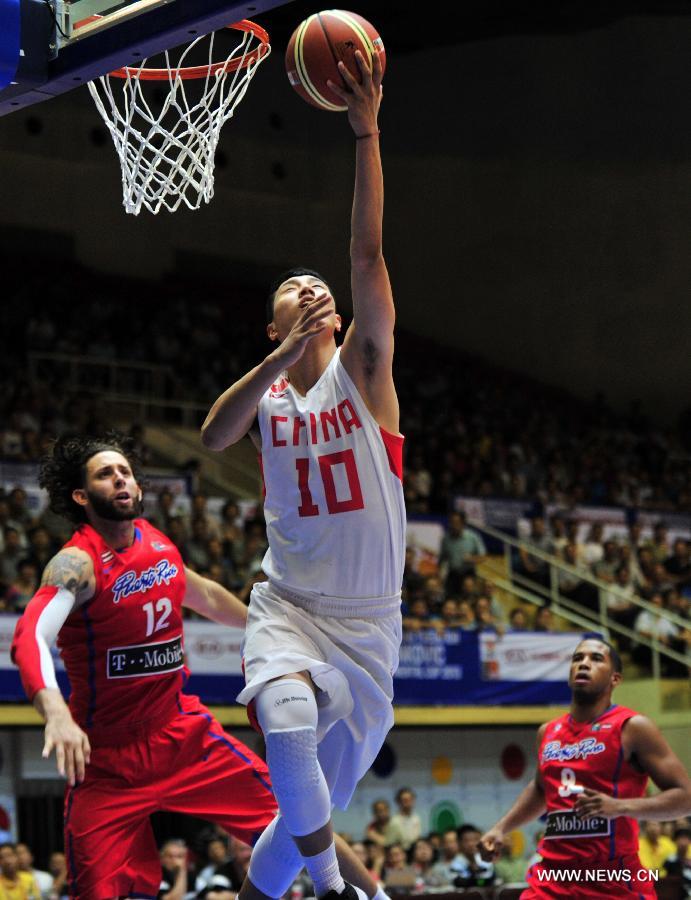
[41,553,90,595]
[363,338,378,380]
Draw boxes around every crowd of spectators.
[2,260,691,517]
[2,262,690,637]
[0,841,67,900]
[160,806,691,899]
[512,513,691,675]
[1,265,691,898]
[0,484,268,615]
[3,802,691,899]
[2,482,690,677]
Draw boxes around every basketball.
[285,9,386,112]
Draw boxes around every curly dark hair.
[39,432,144,525]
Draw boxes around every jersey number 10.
[296,449,365,517]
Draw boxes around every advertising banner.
[0,617,578,707]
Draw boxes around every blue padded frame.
[0,0,289,116]
[0,0,20,92]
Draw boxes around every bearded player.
[10,434,278,899]
[12,434,382,900]
[479,637,691,898]
[202,49,403,900]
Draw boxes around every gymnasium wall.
[5,720,690,847]
[0,15,690,419]
[0,725,572,850]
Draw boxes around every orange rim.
[110,19,270,80]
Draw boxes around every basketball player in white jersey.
[202,49,403,900]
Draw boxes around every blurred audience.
[15,844,51,900]
[5,261,691,519]
[638,820,676,875]
[438,512,486,594]
[388,789,421,852]
[365,800,396,849]
[663,826,691,896]
[2,263,691,681]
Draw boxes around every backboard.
[0,0,291,116]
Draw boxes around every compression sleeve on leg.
[247,814,303,899]
[255,679,332,837]
[11,586,76,700]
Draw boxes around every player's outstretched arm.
[201,294,336,451]
[182,567,248,628]
[575,715,691,821]
[330,50,399,434]
[11,548,95,785]
[479,724,548,861]
[479,775,547,861]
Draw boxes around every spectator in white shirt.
[632,591,679,670]
[601,564,639,647]
[389,788,422,851]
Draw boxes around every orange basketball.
[285,9,385,112]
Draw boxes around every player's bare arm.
[575,715,691,821]
[201,293,334,451]
[40,547,96,600]
[182,567,248,628]
[479,723,548,861]
[16,548,95,786]
[329,50,399,435]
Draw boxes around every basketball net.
[88,21,270,215]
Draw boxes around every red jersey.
[59,519,188,741]
[537,704,648,864]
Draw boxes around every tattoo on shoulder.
[41,552,91,595]
[363,338,378,380]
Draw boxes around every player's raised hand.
[327,48,382,137]
[574,788,623,820]
[478,826,505,862]
[273,293,334,368]
[43,710,91,786]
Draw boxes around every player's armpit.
[340,272,399,435]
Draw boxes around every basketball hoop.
[88,20,270,215]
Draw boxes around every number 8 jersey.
[257,348,406,601]
[58,519,188,741]
[537,704,648,864]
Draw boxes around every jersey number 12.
[143,598,172,637]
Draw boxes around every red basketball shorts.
[64,693,276,900]
[521,855,658,899]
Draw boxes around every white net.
[88,24,270,215]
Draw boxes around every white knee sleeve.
[247,814,303,898]
[255,678,319,733]
[255,679,331,837]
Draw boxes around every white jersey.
[257,347,406,602]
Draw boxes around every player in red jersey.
[479,636,691,898]
[9,434,278,900]
[11,435,378,900]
